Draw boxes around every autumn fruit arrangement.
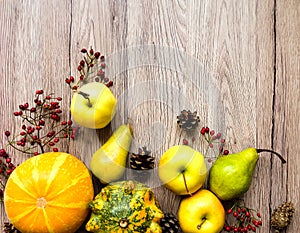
[0,48,295,233]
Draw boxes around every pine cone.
[130,147,155,181]
[271,202,295,231]
[160,213,180,233]
[3,222,20,233]
[177,110,200,131]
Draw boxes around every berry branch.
[0,90,74,201]
[224,200,262,232]
[65,46,113,91]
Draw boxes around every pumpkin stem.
[119,218,128,228]
[36,197,47,208]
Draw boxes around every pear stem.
[78,91,92,107]
[182,172,192,196]
[256,149,286,164]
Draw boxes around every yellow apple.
[70,82,117,129]
[158,145,207,195]
[178,189,225,233]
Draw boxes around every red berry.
[80,60,85,66]
[205,127,209,133]
[77,65,82,71]
[36,125,41,130]
[49,142,55,146]
[223,150,229,155]
[97,69,104,76]
[80,75,84,80]
[6,158,11,163]
[94,52,100,58]
[53,148,58,152]
[183,139,188,145]
[200,127,206,135]
[0,149,6,156]
[211,135,217,140]
[54,138,59,143]
[56,97,62,101]
[106,81,113,87]
[233,211,238,217]
[30,107,36,112]
[36,90,44,95]
[257,220,262,226]
[257,213,261,218]
[89,49,94,55]
[225,226,231,231]
[81,48,87,53]
[227,209,233,214]
[246,212,251,217]
[65,78,71,84]
[6,169,13,175]
[34,152,39,156]
[101,62,106,68]
[5,131,10,137]
[47,131,55,137]
[69,76,75,82]
[67,120,72,125]
[39,120,45,125]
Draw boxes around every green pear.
[209,148,286,201]
[90,124,133,184]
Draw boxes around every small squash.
[4,152,94,233]
[86,180,164,233]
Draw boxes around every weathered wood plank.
[273,0,300,232]
[0,0,71,224]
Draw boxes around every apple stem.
[197,218,206,230]
[256,149,286,164]
[78,91,92,107]
[182,172,192,196]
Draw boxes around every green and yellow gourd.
[86,180,164,233]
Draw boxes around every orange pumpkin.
[4,152,94,233]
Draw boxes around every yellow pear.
[90,124,133,183]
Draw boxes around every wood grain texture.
[0,0,299,232]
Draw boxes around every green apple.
[178,189,225,233]
[158,145,207,195]
[70,82,116,129]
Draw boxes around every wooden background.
[0,0,299,232]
